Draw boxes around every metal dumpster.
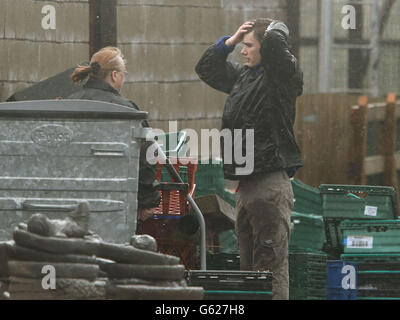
[0,99,148,243]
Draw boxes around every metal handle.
[90,147,125,157]
[22,203,77,212]
[152,140,207,270]
[21,201,124,212]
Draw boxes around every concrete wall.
[0,0,90,101]
[117,0,287,157]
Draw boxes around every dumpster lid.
[0,100,148,120]
[6,65,84,102]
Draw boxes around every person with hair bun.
[70,46,129,102]
[68,46,161,224]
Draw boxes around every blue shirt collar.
[250,62,262,75]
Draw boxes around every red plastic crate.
[138,158,198,269]
[153,157,198,216]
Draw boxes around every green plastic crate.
[290,288,327,300]
[290,212,326,252]
[341,219,400,254]
[320,184,397,220]
[341,253,400,264]
[161,166,188,183]
[218,229,238,254]
[289,252,327,300]
[292,179,322,215]
[195,159,226,197]
[341,254,400,275]
[357,271,400,298]
[219,188,236,208]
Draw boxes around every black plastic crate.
[185,270,273,292]
[323,217,344,258]
[203,252,240,271]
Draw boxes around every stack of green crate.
[194,158,238,207]
[289,212,326,253]
[288,179,325,253]
[320,184,400,300]
[320,184,398,259]
[218,229,238,254]
[220,188,236,208]
[292,179,322,216]
[341,220,400,255]
[289,252,327,300]
[194,159,226,197]
[341,253,400,299]
[340,220,400,300]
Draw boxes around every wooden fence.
[293,93,398,190]
[348,94,400,188]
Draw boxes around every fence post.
[381,93,400,216]
[348,96,368,185]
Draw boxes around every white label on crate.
[364,206,378,217]
[346,236,373,249]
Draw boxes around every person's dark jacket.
[67,78,161,209]
[195,22,303,180]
